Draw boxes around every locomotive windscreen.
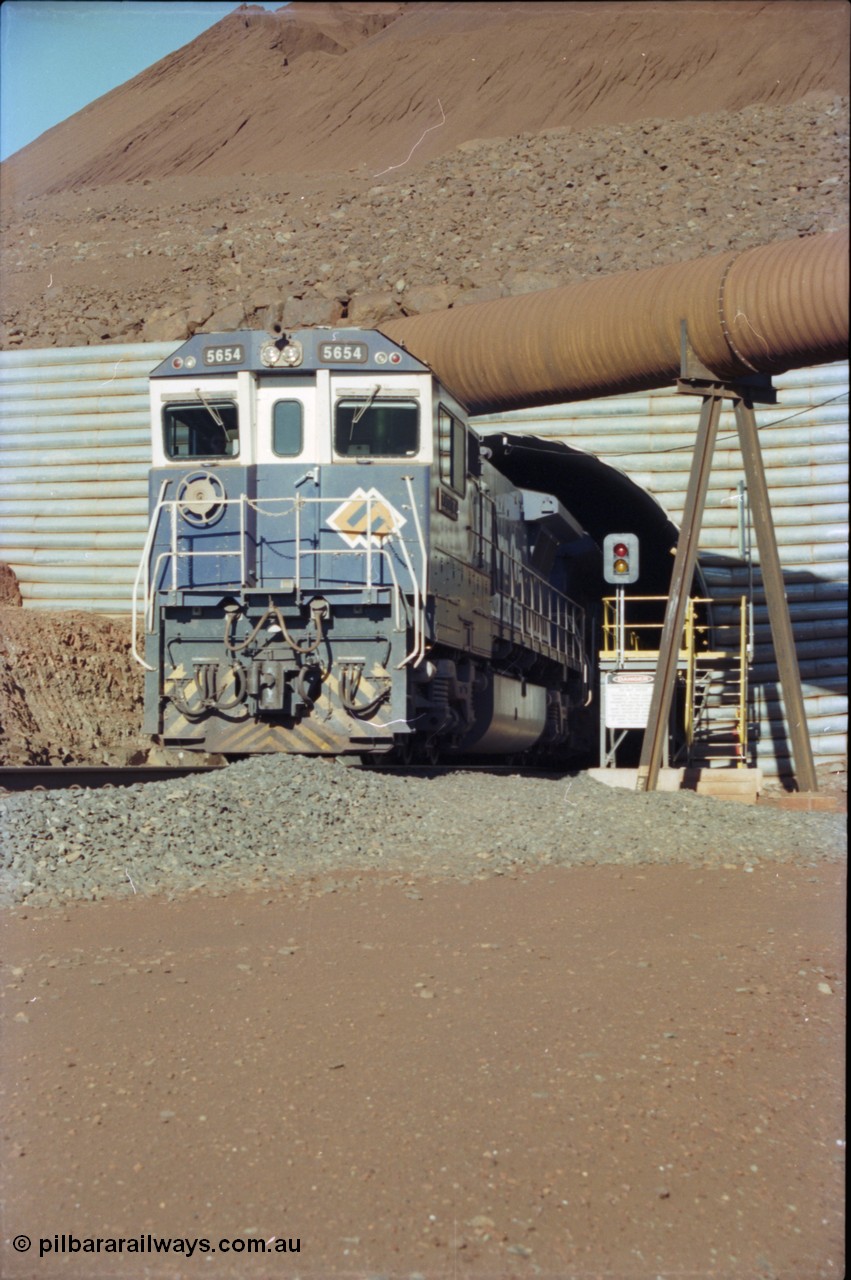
[272,400,304,457]
[334,398,419,458]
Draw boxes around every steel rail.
[0,764,224,794]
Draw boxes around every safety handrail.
[737,593,749,766]
[400,474,428,667]
[601,593,751,766]
[131,479,171,670]
[600,594,748,659]
[487,537,585,671]
[131,490,427,665]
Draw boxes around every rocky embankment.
[1,96,847,349]
[0,609,143,767]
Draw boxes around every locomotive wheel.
[418,738,441,766]
[393,736,416,766]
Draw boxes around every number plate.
[318,341,368,364]
[202,345,244,366]
[436,488,459,521]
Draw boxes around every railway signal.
[603,532,639,585]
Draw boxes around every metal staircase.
[687,656,750,767]
[681,596,751,768]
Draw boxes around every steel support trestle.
[636,340,817,792]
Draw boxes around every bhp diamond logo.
[326,487,406,548]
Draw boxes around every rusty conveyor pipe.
[381,229,848,414]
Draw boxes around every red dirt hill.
[0,2,847,350]
[2,0,848,199]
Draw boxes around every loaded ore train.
[133,328,603,764]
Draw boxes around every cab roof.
[150,328,431,379]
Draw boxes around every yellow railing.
[600,594,746,659]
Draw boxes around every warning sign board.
[604,671,655,728]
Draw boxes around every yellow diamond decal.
[327,488,406,548]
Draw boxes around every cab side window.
[272,400,303,456]
[438,407,466,495]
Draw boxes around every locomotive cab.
[134,328,595,763]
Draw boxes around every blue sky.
[0,0,286,161]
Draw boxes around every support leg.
[734,396,817,791]
[636,391,723,791]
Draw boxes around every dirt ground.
[1,860,845,1279]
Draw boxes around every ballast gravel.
[0,756,844,908]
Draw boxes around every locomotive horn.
[380,228,849,414]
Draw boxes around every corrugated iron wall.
[475,361,848,778]
[0,343,178,613]
[0,343,846,776]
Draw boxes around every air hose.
[214,664,246,711]
[224,601,326,658]
[168,662,246,717]
[271,602,325,656]
[295,664,321,709]
[339,664,390,718]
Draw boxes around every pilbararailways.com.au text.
[34,1234,300,1258]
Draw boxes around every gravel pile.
[1,756,844,909]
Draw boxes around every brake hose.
[295,664,320,708]
[215,664,246,711]
[224,608,271,654]
[339,664,390,718]
[224,603,325,658]
[272,602,324,656]
[169,684,210,720]
[168,663,246,716]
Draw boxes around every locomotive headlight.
[279,340,303,367]
[261,338,303,368]
[261,341,282,367]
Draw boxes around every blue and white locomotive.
[133,328,597,763]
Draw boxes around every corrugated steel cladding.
[0,343,846,777]
[0,342,178,610]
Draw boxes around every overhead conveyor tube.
[380,229,849,415]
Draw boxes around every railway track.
[0,758,568,795]
[0,763,224,794]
